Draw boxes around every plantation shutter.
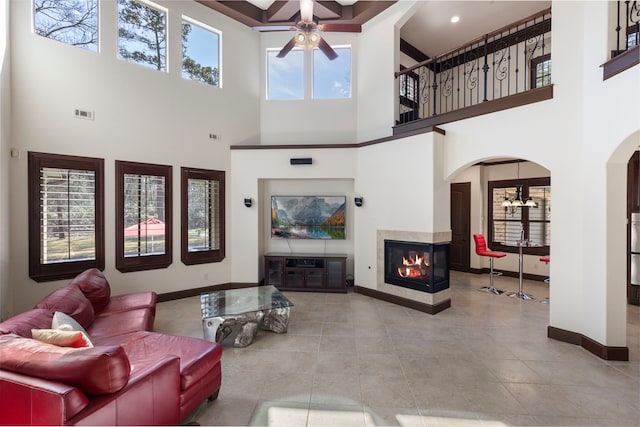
[187,178,220,252]
[123,173,166,257]
[40,167,96,264]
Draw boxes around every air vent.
[74,109,94,120]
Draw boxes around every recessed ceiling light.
[450,15,460,23]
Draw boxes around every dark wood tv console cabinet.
[264,253,347,293]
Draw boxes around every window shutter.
[40,167,96,264]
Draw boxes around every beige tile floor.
[153,272,640,426]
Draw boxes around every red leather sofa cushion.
[70,268,111,312]
[96,331,223,421]
[0,309,54,337]
[0,334,130,395]
[35,285,95,330]
[88,309,153,340]
[99,292,157,316]
[98,331,222,391]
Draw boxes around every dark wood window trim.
[28,151,105,282]
[530,53,551,89]
[115,161,172,273]
[399,65,419,109]
[488,177,550,256]
[181,167,225,265]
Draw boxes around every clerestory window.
[118,0,167,71]
[33,0,98,51]
[182,17,221,87]
[267,46,352,100]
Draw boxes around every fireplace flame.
[397,253,429,279]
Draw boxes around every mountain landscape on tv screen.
[271,196,346,239]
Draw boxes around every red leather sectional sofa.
[0,268,223,425]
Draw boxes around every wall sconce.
[354,197,363,207]
[243,198,252,208]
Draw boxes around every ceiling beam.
[196,0,396,28]
[266,1,300,22]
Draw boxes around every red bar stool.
[540,255,550,304]
[473,234,506,295]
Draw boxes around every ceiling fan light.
[308,32,320,47]
[524,198,538,207]
[501,198,512,207]
[294,31,307,46]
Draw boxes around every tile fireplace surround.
[376,230,452,312]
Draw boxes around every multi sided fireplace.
[384,239,450,293]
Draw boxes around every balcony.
[394,8,553,135]
[603,0,640,80]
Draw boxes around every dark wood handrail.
[396,7,552,77]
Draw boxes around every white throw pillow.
[51,311,94,347]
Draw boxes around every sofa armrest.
[0,369,90,425]
[0,355,181,426]
[69,355,181,426]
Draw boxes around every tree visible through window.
[116,161,172,272]
[34,0,98,51]
[118,0,166,71]
[28,152,105,282]
[181,167,225,265]
[182,18,220,87]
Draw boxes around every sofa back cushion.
[35,285,95,329]
[0,334,130,395]
[70,268,111,312]
[0,309,54,338]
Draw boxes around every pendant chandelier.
[501,162,537,208]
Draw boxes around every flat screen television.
[271,195,346,239]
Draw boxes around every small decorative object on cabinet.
[264,253,347,293]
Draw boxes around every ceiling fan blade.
[317,23,362,33]
[318,37,338,60]
[252,25,296,32]
[276,37,297,58]
[300,0,314,23]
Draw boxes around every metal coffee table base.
[203,307,290,347]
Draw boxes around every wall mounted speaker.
[243,198,252,208]
[290,157,313,165]
[354,197,364,207]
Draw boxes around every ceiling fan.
[255,0,361,60]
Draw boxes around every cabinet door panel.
[286,269,305,288]
[306,270,325,289]
[326,258,346,290]
[265,257,284,287]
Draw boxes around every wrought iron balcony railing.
[613,0,640,56]
[395,8,552,127]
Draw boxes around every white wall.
[0,0,10,320]
[7,0,260,314]
[230,147,358,283]
[354,133,442,290]
[357,1,419,142]
[259,31,359,145]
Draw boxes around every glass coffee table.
[200,286,294,347]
